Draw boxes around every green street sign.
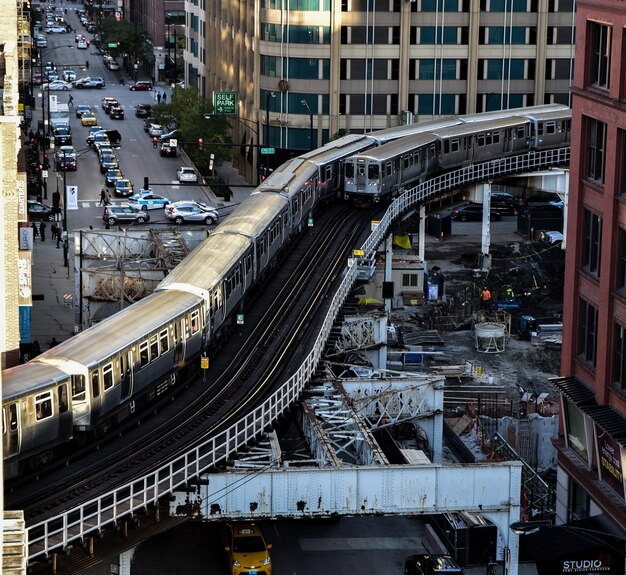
[236,314,244,325]
[260,147,275,155]
[213,91,238,116]
[107,43,118,48]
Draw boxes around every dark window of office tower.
[581,208,602,277]
[481,0,536,11]
[586,117,607,184]
[617,228,626,294]
[578,298,598,368]
[588,21,611,89]
[620,129,626,198]
[548,0,574,12]
[614,323,626,389]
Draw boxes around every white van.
[50,103,70,129]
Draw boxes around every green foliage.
[154,87,233,171]
[93,16,152,60]
[330,129,350,141]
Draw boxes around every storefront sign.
[596,425,625,500]
[18,251,32,306]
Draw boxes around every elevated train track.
[10,140,569,561]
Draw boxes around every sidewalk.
[30,230,76,350]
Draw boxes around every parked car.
[42,80,72,91]
[104,168,123,187]
[159,142,177,157]
[143,117,156,132]
[128,80,153,91]
[114,178,134,198]
[164,200,219,225]
[135,104,153,118]
[109,105,125,120]
[223,523,272,575]
[54,146,77,171]
[158,129,179,143]
[404,554,464,575]
[28,200,55,221]
[176,166,198,184]
[148,123,165,137]
[73,76,106,89]
[128,193,170,210]
[53,126,72,146]
[107,60,120,71]
[102,205,150,225]
[490,197,519,215]
[451,203,501,222]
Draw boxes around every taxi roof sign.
[353,249,364,257]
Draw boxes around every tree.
[154,87,232,172]
[93,16,152,63]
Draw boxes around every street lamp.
[301,99,314,151]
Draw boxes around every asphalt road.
[40,17,212,234]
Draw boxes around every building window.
[588,21,611,89]
[586,117,607,184]
[563,398,589,462]
[578,298,598,367]
[619,129,626,197]
[618,229,626,293]
[581,209,602,277]
[614,323,626,389]
[417,59,459,80]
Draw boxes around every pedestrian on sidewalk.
[99,188,106,206]
[105,189,112,205]
[49,337,59,348]
[32,221,39,238]
[156,91,162,104]
[55,225,62,248]
[52,190,61,217]
[39,220,46,242]
[162,92,167,104]
[51,222,58,241]
[68,94,74,106]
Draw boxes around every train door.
[173,317,185,365]
[120,350,133,400]
[356,159,367,192]
[57,383,72,438]
[3,404,20,456]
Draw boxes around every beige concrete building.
[184,0,575,181]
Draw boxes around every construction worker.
[504,286,515,301]
[480,287,492,308]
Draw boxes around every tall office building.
[185,0,575,179]
[556,1,626,534]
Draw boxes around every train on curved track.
[2,104,571,480]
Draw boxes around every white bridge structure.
[26,147,571,575]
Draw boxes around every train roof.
[431,116,530,139]
[215,193,288,237]
[157,232,251,294]
[460,104,570,124]
[2,361,69,400]
[346,132,439,163]
[257,156,318,195]
[518,109,572,121]
[34,290,200,367]
[299,134,373,164]
[368,117,463,144]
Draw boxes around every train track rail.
[7,204,376,529]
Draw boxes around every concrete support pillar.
[418,205,426,262]
[384,234,393,314]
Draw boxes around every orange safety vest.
[481,289,491,301]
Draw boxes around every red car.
[129,81,153,91]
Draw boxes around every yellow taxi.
[223,523,272,575]
[81,111,98,126]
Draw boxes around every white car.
[45,26,67,34]
[128,193,170,211]
[77,40,88,49]
[62,69,77,82]
[164,201,219,225]
[42,80,73,91]
[148,123,165,137]
[177,167,198,184]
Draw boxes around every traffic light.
[43,153,49,169]
[198,138,203,149]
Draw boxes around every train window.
[403,155,410,169]
[516,126,526,138]
[384,162,392,177]
[477,134,485,147]
[493,132,500,144]
[58,384,69,413]
[191,311,200,334]
[72,375,86,402]
[150,335,159,361]
[345,162,354,178]
[245,253,252,274]
[428,145,436,159]
[450,139,459,153]
[35,392,53,421]
[140,341,149,367]
[103,364,114,390]
[9,404,17,431]
[325,165,332,182]
[545,121,556,134]
[357,164,365,177]
[160,329,169,353]
[91,370,100,398]
[367,163,379,180]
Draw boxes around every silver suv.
[102,205,150,225]
[73,76,106,89]
[164,201,218,225]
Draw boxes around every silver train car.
[343,105,571,202]
[1,105,570,479]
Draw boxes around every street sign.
[169,138,178,148]
[201,355,209,369]
[107,43,118,48]
[260,147,275,155]
[213,91,238,116]
[308,217,313,227]
[42,170,48,179]
[236,314,244,325]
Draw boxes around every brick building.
[556,0,626,536]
